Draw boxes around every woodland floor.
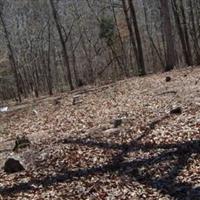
[0,66,200,200]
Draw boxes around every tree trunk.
[121,0,139,68]
[0,12,22,102]
[128,0,146,75]
[160,0,177,71]
[179,0,193,65]
[172,0,193,66]
[49,0,74,90]
[47,21,53,95]
[188,0,200,64]
[110,0,129,77]
[142,0,165,68]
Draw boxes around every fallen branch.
[157,91,177,96]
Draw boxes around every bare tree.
[0,1,21,102]
[0,0,199,102]
[160,0,177,71]
[172,0,193,66]
[121,0,139,69]
[49,0,74,90]
[127,0,146,75]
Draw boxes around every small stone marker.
[53,97,61,105]
[72,95,82,105]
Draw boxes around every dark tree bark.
[46,21,53,95]
[142,0,165,68]
[160,0,177,71]
[128,0,146,75]
[121,0,139,69]
[172,0,193,66]
[179,0,193,64]
[0,11,22,102]
[69,34,79,87]
[110,0,129,77]
[188,0,200,64]
[49,0,74,90]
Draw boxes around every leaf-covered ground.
[0,67,200,200]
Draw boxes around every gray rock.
[170,107,182,115]
[53,97,61,105]
[4,158,25,173]
[13,135,31,152]
[72,95,82,105]
[166,76,171,82]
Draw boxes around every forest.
[0,0,199,199]
[0,0,199,102]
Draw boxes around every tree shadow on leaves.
[0,136,199,199]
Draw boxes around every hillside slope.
[0,67,200,200]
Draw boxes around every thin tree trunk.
[128,0,146,75]
[172,0,193,66]
[0,12,22,102]
[142,0,165,68]
[121,0,139,67]
[179,0,193,65]
[49,0,74,90]
[188,0,200,64]
[69,34,79,87]
[160,0,177,71]
[47,21,53,95]
[110,0,129,77]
